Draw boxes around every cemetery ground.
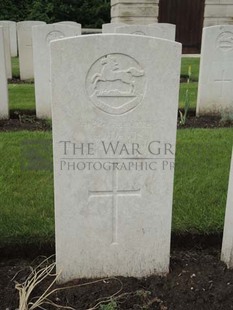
[1,57,233,309]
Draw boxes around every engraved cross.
[88,169,141,245]
[214,69,232,98]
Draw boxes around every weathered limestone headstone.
[17,21,46,80]
[1,21,17,56]
[0,27,9,119]
[197,25,233,116]
[58,21,81,27]
[221,149,233,268]
[33,24,81,118]
[0,21,12,79]
[50,34,181,281]
[115,24,176,40]
[102,22,126,33]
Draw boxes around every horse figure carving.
[91,55,144,96]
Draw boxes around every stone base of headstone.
[111,0,159,25]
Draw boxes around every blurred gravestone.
[0,21,12,78]
[197,25,233,116]
[115,24,176,40]
[102,22,126,33]
[17,21,46,80]
[33,23,81,118]
[0,20,17,57]
[0,26,9,119]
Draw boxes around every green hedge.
[0,0,110,28]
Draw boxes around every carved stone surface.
[17,21,46,80]
[86,53,146,115]
[222,150,233,268]
[197,25,233,116]
[204,1,233,27]
[111,0,159,24]
[0,20,17,57]
[0,21,12,78]
[0,26,9,119]
[115,24,176,40]
[57,21,81,27]
[102,23,126,33]
[50,34,181,281]
[32,24,81,118]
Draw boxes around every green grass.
[12,56,200,81]
[173,129,233,233]
[0,131,54,246]
[181,57,200,82]
[9,57,200,112]
[12,57,20,78]
[179,82,198,109]
[0,129,232,245]
[179,57,200,110]
[9,82,198,111]
[9,84,35,111]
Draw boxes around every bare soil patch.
[1,247,233,310]
[0,111,232,132]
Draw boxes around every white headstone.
[221,149,233,268]
[197,25,233,116]
[115,24,176,40]
[0,27,9,119]
[50,34,181,282]
[58,21,81,27]
[102,23,126,33]
[0,22,12,79]
[33,24,81,118]
[17,21,46,80]
[1,21,17,56]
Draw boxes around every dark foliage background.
[0,0,110,28]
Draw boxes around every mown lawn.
[9,84,35,111]
[9,57,199,112]
[3,56,227,246]
[0,128,232,246]
[181,57,200,82]
[12,57,20,78]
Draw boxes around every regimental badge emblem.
[86,53,146,115]
[216,31,233,52]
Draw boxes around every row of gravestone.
[0,23,233,119]
[0,21,176,119]
[0,21,232,282]
[31,28,233,282]
[0,20,81,80]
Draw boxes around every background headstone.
[33,23,81,118]
[221,149,233,268]
[102,22,126,33]
[0,21,17,57]
[17,21,46,80]
[115,23,176,40]
[0,27,9,119]
[51,34,181,282]
[197,25,233,116]
[0,21,12,79]
[58,21,81,27]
